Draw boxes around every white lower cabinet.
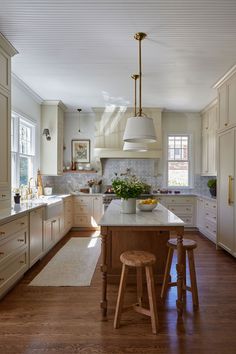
[73,195,103,228]
[29,208,44,267]
[197,197,217,243]
[0,215,29,298]
[157,196,195,227]
[43,217,60,253]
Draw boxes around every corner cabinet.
[217,71,236,131]
[201,101,217,176]
[40,100,67,176]
[0,34,18,209]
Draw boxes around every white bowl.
[44,187,53,196]
[137,202,157,212]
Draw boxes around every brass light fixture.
[77,108,82,133]
[123,74,148,151]
[123,32,157,143]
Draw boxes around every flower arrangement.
[112,176,145,200]
[207,179,217,197]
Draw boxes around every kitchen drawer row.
[157,195,217,243]
[0,194,103,299]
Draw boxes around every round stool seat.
[167,238,197,250]
[120,250,156,267]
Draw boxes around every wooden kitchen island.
[99,200,185,318]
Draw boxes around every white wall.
[160,111,201,187]
[11,75,42,177]
[63,111,96,167]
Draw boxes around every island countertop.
[99,199,185,227]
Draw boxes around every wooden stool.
[161,238,199,309]
[114,250,159,334]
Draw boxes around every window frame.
[166,134,193,189]
[11,112,36,189]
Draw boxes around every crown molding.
[42,100,67,111]
[213,63,236,88]
[12,73,43,104]
[0,33,18,57]
[200,98,218,115]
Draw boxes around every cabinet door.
[44,220,53,251]
[92,196,103,226]
[52,218,60,243]
[57,107,64,175]
[228,74,236,127]
[0,47,10,90]
[0,87,10,191]
[30,208,43,266]
[196,198,205,229]
[217,130,235,253]
[201,132,208,174]
[218,84,228,130]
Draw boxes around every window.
[167,135,190,187]
[11,112,36,189]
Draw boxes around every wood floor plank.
[0,231,236,353]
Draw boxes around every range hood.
[94,147,162,159]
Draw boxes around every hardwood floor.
[0,230,236,354]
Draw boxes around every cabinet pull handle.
[0,252,4,255]
[18,239,24,242]
[0,278,5,281]
[20,222,25,225]
[1,194,6,197]
[0,231,5,235]
[19,260,25,264]
[225,123,228,126]
[206,226,209,229]
[228,175,234,205]
[206,213,209,215]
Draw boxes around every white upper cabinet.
[216,67,236,131]
[0,34,17,209]
[40,100,66,176]
[201,101,217,176]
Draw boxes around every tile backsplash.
[43,158,215,197]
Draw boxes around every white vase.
[121,198,136,214]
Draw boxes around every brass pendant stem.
[131,74,139,116]
[134,32,146,117]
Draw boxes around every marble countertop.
[154,193,216,202]
[0,203,46,225]
[99,200,185,227]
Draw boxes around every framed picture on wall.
[71,139,90,163]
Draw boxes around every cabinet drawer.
[74,215,91,227]
[0,216,28,239]
[166,197,194,204]
[178,215,193,226]
[0,229,28,265]
[205,210,217,224]
[74,197,91,206]
[74,204,90,214]
[168,204,193,215]
[0,249,28,292]
[204,200,217,213]
[0,190,10,201]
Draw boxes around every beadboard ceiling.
[1,0,236,112]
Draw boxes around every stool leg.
[187,249,199,310]
[161,248,174,299]
[114,264,129,329]
[136,267,143,306]
[145,265,159,334]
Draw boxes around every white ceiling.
[1,0,236,112]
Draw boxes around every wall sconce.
[42,128,51,141]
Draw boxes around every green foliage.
[207,179,216,188]
[112,177,145,200]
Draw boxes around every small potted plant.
[207,179,217,197]
[112,176,145,214]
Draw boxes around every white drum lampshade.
[123,116,157,143]
[123,141,148,151]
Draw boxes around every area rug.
[29,237,101,286]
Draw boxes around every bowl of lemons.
[137,198,158,211]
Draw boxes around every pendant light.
[123,32,157,143]
[123,74,148,151]
[77,108,82,133]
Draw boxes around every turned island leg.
[176,227,184,317]
[100,226,108,319]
